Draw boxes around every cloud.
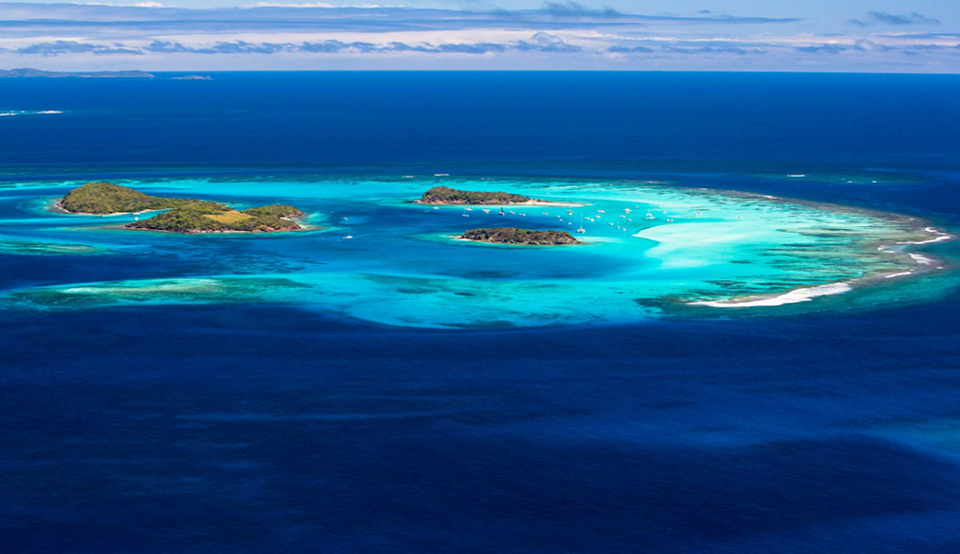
[514,32,581,53]
[848,12,940,27]
[606,45,655,53]
[795,44,848,54]
[663,45,763,55]
[0,2,801,32]
[144,40,288,54]
[888,33,960,39]
[15,40,142,56]
[136,37,538,56]
[539,2,621,18]
[853,39,889,52]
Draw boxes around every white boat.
[482,208,490,213]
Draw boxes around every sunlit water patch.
[0,175,953,328]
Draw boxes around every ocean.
[2,72,960,553]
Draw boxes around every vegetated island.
[460,227,580,245]
[58,182,305,234]
[415,186,582,206]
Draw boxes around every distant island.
[0,68,155,79]
[460,228,580,245]
[172,75,213,81]
[58,182,304,234]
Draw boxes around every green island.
[416,186,533,205]
[59,182,305,234]
[460,227,580,245]
[60,182,220,214]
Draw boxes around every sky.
[0,1,957,72]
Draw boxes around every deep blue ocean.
[3,72,960,553]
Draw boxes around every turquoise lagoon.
[1,175,952,328]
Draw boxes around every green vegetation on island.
[416,186,532,205]
[59,182,305,233]
[60,181,220,214]
[461,228,580,245]
[127,203,303,233]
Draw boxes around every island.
[58,182,305,234]
[416,186,537,205]
[460,228,580,245]
[60,181,221,215]
[416,186,584,207]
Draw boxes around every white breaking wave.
[691,282,853,308]
[909,253,935,265]
[0,110,63,117]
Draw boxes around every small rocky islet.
[460,227,580,245]
[59,182,304,233]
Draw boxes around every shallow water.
[1,176,949,327]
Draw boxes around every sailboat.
[576,214,586,234]
[343,227,353,239]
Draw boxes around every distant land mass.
[461,227,580,245]
[0,68,155,79]
[58,182,304,233]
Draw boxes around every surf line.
[691,227,954,309]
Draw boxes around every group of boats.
[427,201,744,237]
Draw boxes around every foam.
[909,253,935,265]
